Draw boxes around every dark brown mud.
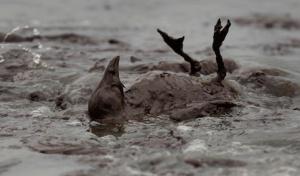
[125,71,238,118]
[130,58,239,75]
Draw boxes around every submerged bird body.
[88,20,233,122]
[88,56,125,121]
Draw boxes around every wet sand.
[1,0,300,176]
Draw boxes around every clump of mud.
[236,68,300,97]
[125,71,239,119]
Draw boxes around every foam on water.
[176,125,193,132]
[66,120,83,127]
[30,106,54,118]
[269,166,298,176]
[124,166,157,176]
[183,139,208,153]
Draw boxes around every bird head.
[100,56,124,89]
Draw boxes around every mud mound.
[131,58,239,75]
[40,33,98,45]
[125,71,238,117]
[234,14,300,30]
[0,32,98,45]
[0,32,28,42]
[170,100,238,121]
[237,68,300,97]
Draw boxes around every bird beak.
[108,56,120,72]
